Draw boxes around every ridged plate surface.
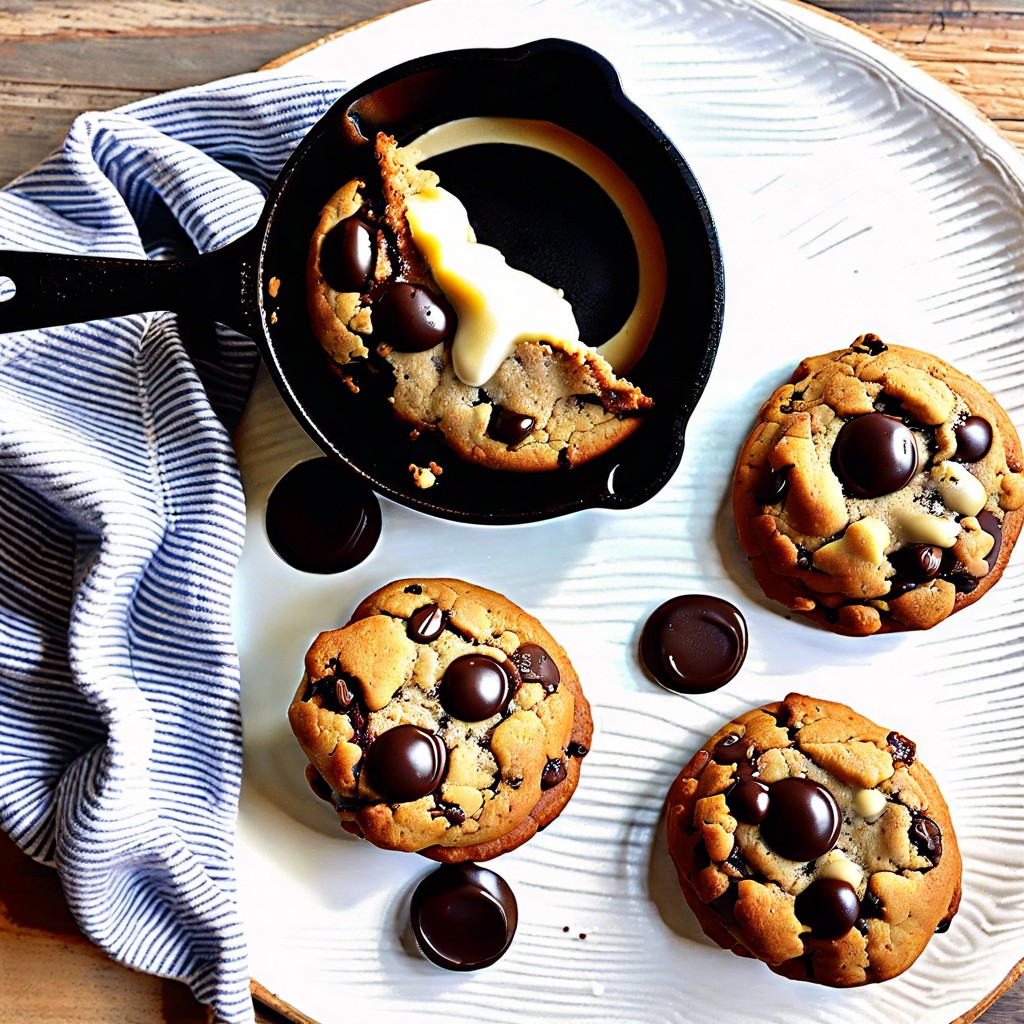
[234,1,1024,1021]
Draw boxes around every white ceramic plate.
[233,1,1024,1021]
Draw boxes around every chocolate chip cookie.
[665,693,961,987]
[306,133,652,471]
[733,335,1024,636]
[288,578,592,861]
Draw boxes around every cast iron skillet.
[0,39,724,525]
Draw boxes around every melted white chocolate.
[409,117,666,381]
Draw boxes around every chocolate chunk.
[567,741,589,758]
[954,416,993,463]
[639,595,748,695]
[408,603,446,643]
[831,413,919,498]
[886,730,916,766]
[890,544,943,584]
[303,672,356,712]
[935,917,953,934]
[430,801,467,826]
[375,282,454,351]
[304,764,334,804]
[723,846,752,879]
[794,878,859,940]
[439,655,513,722]
[909,814,943,864]
[759,777,841,862]
[711,732,747,765]
[976,510,1003,573]
[854,335,888,356]
[725,779,770,825]
[364,725,447,803]
[860,888,885,920]
[488,407,536,446]
[511,644,560,693]
[404,584,423,594]
[410,863,518,971]
[265,457,381,574]
[754,465,791,506]
[541,757,568,789]
[319,218,376,293]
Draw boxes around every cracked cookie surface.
[306,134,651,471]
[733,335,1024,636]
[665,693,961,986]
[288,578,592,861]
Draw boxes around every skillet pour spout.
[0,39,724,525]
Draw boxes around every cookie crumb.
[342,375,360,394]
[377,342,393,357]
[270,310,278,324]
[409,463,436,489]
[268,276,281,298]
[409,428,421,441]
[428,460,444,477]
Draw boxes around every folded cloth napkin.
[0,71,345,1023]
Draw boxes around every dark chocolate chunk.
[754,465,791,506]
[375,281,454,351]
[511,644,560,693]
[954,416,993,463]
[759,777,841,862]
[725,779,770,825]
[889,544,943,584]
[439,655,513,722]
[488,406,536,446]
[854,335,888,356]
[886,730,916,766]
[711,732,746,765]
[935,917,953,934]
[364,725,447,803]
[794,878,859,940]
[831,413,919,498]
[410,862,518,971]
[408,603,446,643]
[541,757,568,789]
[860,888,885,920]
[567,741,589,758]
[303,673,356,712]
[909,814,943,864]
[265,457,381,574]
[639,595,748,695]
[976,509,1003,573]
[404,584,423,594]
[430,801,467,826]
[319,218,376,293]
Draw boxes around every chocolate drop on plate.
[794,878,859,940]
[408,603,446,643]
[889,543,943,583]
[439,655,513,722]
[726,779,770,825]
[375,281,453,351]
[639,595,748,694]
[364,725,447,803]
[976,509,1003,573]
[831,413,919,498]
[759,777,841,862]
[488,407,536,446]
[511,643,560,693]
[954,416,993,463]
[319,218,375,293]
[265,457,381,573]
[410,862,518,971]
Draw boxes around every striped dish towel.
[0,72,344,1023]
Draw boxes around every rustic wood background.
[1,1,1023,1022]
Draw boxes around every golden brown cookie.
[288,578,592,861]
[665,693,961,987]
[306,133,651,471]
[733,335,1024,636]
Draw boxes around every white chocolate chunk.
[853,788,887,821]
[931,461,987,517]
[817,849,864,889]
[894,509,961,548]
[815,516,890,567]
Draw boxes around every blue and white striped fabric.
[0,72,345,1023]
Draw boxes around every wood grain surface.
[1,1,1023,1022]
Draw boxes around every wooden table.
[1,2,1023,1021]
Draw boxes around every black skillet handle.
[0,230,262,338]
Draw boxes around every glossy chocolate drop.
[831,413,919,498]
[759,777,841,862]
[726,779,770,825]
[909,814,943,864]
[265,457,381,574]
[511,643,560,693]
[639,595,748,694]
[754,466,790,506]
[954,416,993,463]
[364,725,447,803]
[319,218,375,293]
[375,282,453,351]
[886,731,916,766]
[408,603,446,643]
[976,509,1003,573]
[711,732,746,764]
[541,757,568,789]
[410,862,518,971]
[488,406,536,446]
[889,543,943,583]
[794,878,859,940]
[439,655,512,722]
